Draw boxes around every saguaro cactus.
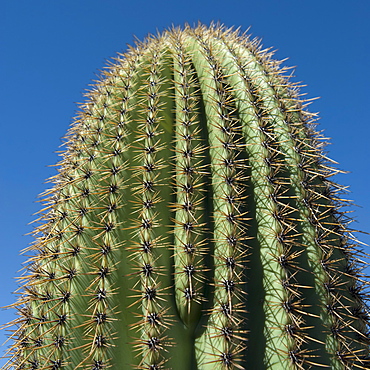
[2,24,370,370]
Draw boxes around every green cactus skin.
[2,24,370,370]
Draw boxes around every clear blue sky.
[1,1,369,364]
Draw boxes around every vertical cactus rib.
[213,27,370,369]
[185,30,249,369]
[53,51,135,369]
[211,32,331,368]
[234,34,370,369]
[263,67,370,368]
[126,39,173,369]
[2,24,369,370]
[6,43,146,370]
[190,28,293,369]
[171,31,207,327]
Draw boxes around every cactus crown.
[2,23,370,370]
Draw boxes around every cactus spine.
[2,24,370,370]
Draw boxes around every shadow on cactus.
[2,23,370,370]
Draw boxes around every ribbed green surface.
[2,24,370,370]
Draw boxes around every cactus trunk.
[2,24,370,370]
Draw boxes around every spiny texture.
[2,24,370,370]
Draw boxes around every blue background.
[1,1,369,364]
